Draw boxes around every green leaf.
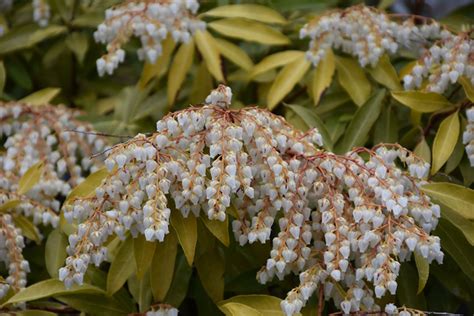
[431,111,460,174]
[45,229,68,278]
[267,57,310,110]
[219,295,285,315]
[208,18,290,46]
[422,182,474,220]
[0,200,21,213]
[128,272,152,313]
[391,91,452,112]
[219,302,263,316]
[13,215,40,244]
[460,76,474,102]
[167,40,195,105]
[215,38,253,71]
[139,37,176,87]
[196,246,225,302]
[195,30,223,82]
[55,293,130,315]
[397,263,427,309]
[203,4,287,24]
[107,236,135,296]
[373,105,398,144]
[335,56,371,106]
[438,202,474,245]
[65,168,109,204]
[170,212,197,266]
[414,252,429,294]
[201,216,229,247]
[20,88,61,106]
[189,62,213,104]
[150,231,178,301]
[311,49,335,105]
[0,24,67,55]
[2,279,104,306]
[164,253,193,307]
[414,137,431,164]
[285,104,333,151]
[445,129,465,174]
[335,89,386,153]
[251,51,304,78]
[133,234,156,280]
[17,161,44,195]
[65,32,89,64]
[367,54,402,90]
[0,60,5,95]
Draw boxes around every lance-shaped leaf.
[414,137,431,164]
[219,295,285,315]
[267,57,311,110]
[55,293,131,315]
[167,39,195,105]
[219,302,262,316]
[414,252,429,294]
[215,38,253,71]
[139,37,176,87]
[196,246,225,302]
[250,51,304,78]
[107,236,135,295]
[170,211,197,266]
[208,18,290,46]
[422,182,474,220]
[460,76,474,102]
[65,168,109,204]
[431,111,460,174]
[18,161,45,195]
[311,49,335,105]
[133,234,156,280]
[203,4,287,24]
[195,30,223,82]
[201,216,229,247]
[367,54,402,90]
[13,215,40,243]
[45,228,68,278]
[391,91,452,113]
[150,231,178,301]
[335,56,371,106]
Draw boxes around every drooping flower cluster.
[463,107,474,166]
[145,304,179,316]
[60,86,442,315]
[300,5,441,68]
[0,0,50,28]
[0,101,105,298]
[403,32,474,93]
[94,0,205,76]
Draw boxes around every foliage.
[0,0,472,315]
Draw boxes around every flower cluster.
[463,107,474,166]
[33,0,50,27]
[60,86,442,315]
[145,304,178,316]
[300,5,441,68]
[94,0,205,76]
[403,32,474,93]
[0,101,105,298]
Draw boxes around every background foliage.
[0,0,473,315]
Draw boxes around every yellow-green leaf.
[422,182,474,220]
[335,56,371,106]
[170,212,197,266]
[195,30,223,82]
[107,236,135,296]
[14,311,56,316]
[65,32,89,64]
[196,247,225,302]
[18,161,45,195]
[201,216,229,247]
[215,38,253,71]
[0,200,21,213]
[2,279,103,306]
[189,62,213,104]
[311,49,335,105]
[20,88,61,106]
[133,234,156,280]
[391,91,452,113]
[150,230,178,301]
[208,18,290,46]
[45,228,68,278]
[203,4,287,25]
[431,111,460,174]
[0,60,5,95]
[13,215,40,243]
[399,61,417,80]
[219,302,263,316]
[414,251,429,294]
[267,57,311,110]
[219,295,285,315]
[367,54,402,90]
[250,51,304,78]
[167,39,195,105]
[65,168,109,204]
[460,76,474,102]
[139,37,176,88]
[414,137,431,164]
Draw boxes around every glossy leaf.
[168,39,195,105]
[107,236,135,296]
[431,111,460,174]
[128,272,152,313]
[196,246,225,302]
[203,4,287,24]
[367,54,402,90]
[414,137,431,164]
[439,202,474,245]
[422,182,474,220]
[208,18,290,46]
[17,161,44,195]
[20,88,60,106]
[170,211,197,266]
[201,216,230,247]
[267,57,311,110]
[133,234,156,280]
[164,253,193,307]
[391,91,452,112]
[335,89,386,153]
[150,231,178,301]
[13,215,40,243]
[219,295,285,315]
[215,38,253,71]
[460,76,474,102]
[139,37,176,87]
[65,168,109,204]
[0,200,21,213]
[0,60,5,95]
[219,302,262,316]
[65,32,89,64]
[251,51,304,78]
[195,30,224,82]
[311,49,335,105]
[45,228,68,278]
[414,252,429,294]
[55,293,130,315]
[373,105,398,144]
[335,56,371,106]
